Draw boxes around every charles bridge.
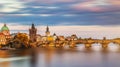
[33,37,120,48]
[68,38,120,48]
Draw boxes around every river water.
[0,43,120,67]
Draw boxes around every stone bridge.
[35,38,120,48]
[69,38,120,48]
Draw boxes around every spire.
[4,23,6,26]
[46,26,49,32]
[46,26,50,36]
[31,23,35,29]
[53,33,56,36]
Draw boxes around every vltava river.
[0,43,120,67]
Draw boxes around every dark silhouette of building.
[46,26,50,36]
[29,24,37,42]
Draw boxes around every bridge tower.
[29,23,37,42]
[101,37,109,48]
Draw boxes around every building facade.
[0,33,6,45]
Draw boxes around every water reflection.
[0,44,120,67]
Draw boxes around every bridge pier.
[55,43,60,48]
[69,43,75,48]
[42,43,47,47]
[102,43,108,48]
[85,43,92,48]
[69,41,76,48]
[118,43,120,46]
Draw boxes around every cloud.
[3,14,77,17]
[0,22,119,31]
[18,0,78,4]
[0,23,28,30]
[0,11,120,26]
[72,0,120,12]
[25,6,59,9]
[0,0,25,13]
[62,14,77,17]
[4,14,54,17]
[108,0,120,6]
[0,0,120,26]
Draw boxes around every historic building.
[0,24,11,45]
[46,26,50,37]
[41,26,56,42]
[1,24,11,39]
[29,23,37,42]
[0,33,6,45]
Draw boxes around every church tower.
[29,23,37,42]
[46,26,50,37]
[1,24,11,39]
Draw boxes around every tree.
[11,33,29,48]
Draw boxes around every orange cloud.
[72,0,120,12]
[72,1,106,12]
[108,0,120,6]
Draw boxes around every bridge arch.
[91,43,101,48]
[107,42,119,49]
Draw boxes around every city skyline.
[0,23,119,49]
[0,0,120,39]
[0,23,119,39]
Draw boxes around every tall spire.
[4,23,6,26]
[46,26,49,32]
[32,23,35,29]
[46,26,50,36]
[29,23,37,42]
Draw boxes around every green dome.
[1,24,9,31]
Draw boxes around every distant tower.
[46,26,50,36]
[29,23,37,42]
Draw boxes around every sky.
[0,0,120,38]
[0,0,120,25]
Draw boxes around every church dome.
[1,24,9,31]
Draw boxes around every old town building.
[0,24,11,45]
